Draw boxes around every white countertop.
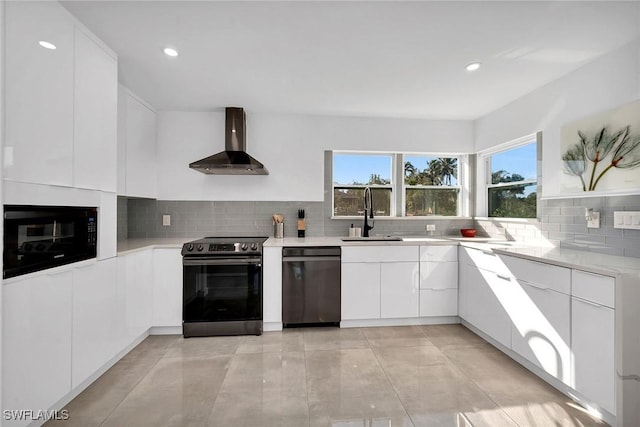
[264,236,459,247]
[491,245,640,278]
[116,237,188,255]
[117,236,640,278]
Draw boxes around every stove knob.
[251,243,258,250]
[187,243,194,251]
[196,244,204,252]
[241,243,248,251]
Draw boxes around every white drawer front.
[419,245,458,262]
[464,247,512,276]
[341,245,418,263]
[572,270,615,308]
[500,255,570,295]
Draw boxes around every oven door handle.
[183,257,262,266]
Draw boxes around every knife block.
[297,219,305,238]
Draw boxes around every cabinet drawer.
[341,245,418,263]
[463,247,512,277]
[501,255,570,295]
[572,270,615,308]
[419,245,458,262]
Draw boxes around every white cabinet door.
[380,262,419,318]
[4,1,74,186]
[466,266,512,348]
[572,296,615,414]
[419,289,458,317]
[510,282,571,385]
[2,270,73,421]
[73,27,117,192]
[72,259,119,388]
[152,248,183,328]
[420,261,458,290]
[263,246,283,325]
[341,262,381,320]
[125,94,157,198]
[124,250,153,341]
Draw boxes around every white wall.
[156,111,473,201]
[474,39,640,199]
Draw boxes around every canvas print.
[560,101,640,194]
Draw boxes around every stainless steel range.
[181,236,267,337]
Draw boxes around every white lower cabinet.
[341,245,419,322]
[465,264,512,349]
[419,260,458,316]
[510,282,571,384]
[380,262,419,318]
[263,246,283,326]
[2,270,73,425]
[341,262,381,320]
[152,248,182,328]
[572,295,615,414]
[122,249,154,342]
[72,259,119,388]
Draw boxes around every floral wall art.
[561,101,640,195]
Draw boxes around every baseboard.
[149,326,182,335]
[263,321,283,332]
[340,316,460,328]
[40,330,150,427]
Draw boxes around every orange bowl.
[460,228,477,238]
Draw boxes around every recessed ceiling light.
[465,62,481,71]
[38,41,57,50]
[163,47,178,57]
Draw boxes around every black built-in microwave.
[3,205,97,279]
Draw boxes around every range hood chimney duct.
[189,107,269,175]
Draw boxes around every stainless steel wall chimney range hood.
[189,107,269,175]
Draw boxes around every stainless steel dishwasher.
[282,247,341,326]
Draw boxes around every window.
[484,139,537,218]
[404,155,460,216]
[332,152,466,218]
[333,153,393,217]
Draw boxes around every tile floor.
[45,325,607,427]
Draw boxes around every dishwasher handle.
[283,256,341,263]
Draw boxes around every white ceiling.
[61,1,640,120]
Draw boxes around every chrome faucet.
[363,187,374,237]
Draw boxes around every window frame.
[331,151,469,219]
[477,133,540,219]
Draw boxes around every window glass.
[490,144,537,184]
[404,156,459,216]
[404,156,458,186]
[487,142,537,218]
[333,154,392,186]
[332,153,393,217]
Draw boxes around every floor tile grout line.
[98,336,181,427]
[435,332,523,427]
[366,335,418,427]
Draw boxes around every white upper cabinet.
[119,88,158,198]
[4,1,118,193]
[73,27,118,192]
[4,1,74,186]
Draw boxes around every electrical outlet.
[586,211,600,229]
[426,224,436,231]
[162,214,171,226]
